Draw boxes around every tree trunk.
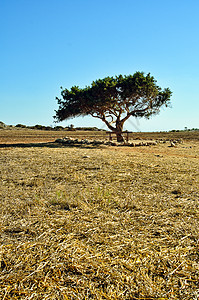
[101,116,125,142]
[115,121,125,142]
[116,132,125,142]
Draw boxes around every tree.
[54,72,172,142]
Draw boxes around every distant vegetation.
[1,121,198,132]
[169,127,199,132]
[16,124,105,131]
[0,121,7,129]
[0,122,105,131]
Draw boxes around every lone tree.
[54,72,172,142]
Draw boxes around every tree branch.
[101,114,116,131]
[90,112,103,119]
[90,112,116,131]
[121,112,131,124]
[107,108,118,117]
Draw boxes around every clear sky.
[1,0,199,132]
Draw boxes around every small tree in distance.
[54,72,172,142]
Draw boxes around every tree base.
[116,134,125,143]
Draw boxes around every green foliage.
[54,125,64,131]
[34,124,45,130]
[0,121,6,128]
[16,124,27,128]
[75,127,103,131]
[55,72,172,141]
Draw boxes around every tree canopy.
[54,72,172,141]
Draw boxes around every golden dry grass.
[0,129,199,299]
[0,128,199,144]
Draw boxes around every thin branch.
[107,108,118,117]
[104,113,114,124]
[90,112,103,119]
[121,112,131,124]
[124,103,130,114]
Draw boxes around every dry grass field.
[0,129,199,299]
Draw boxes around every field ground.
[0,129,199,299]
[0,128,199,144]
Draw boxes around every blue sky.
[1,0,199,131]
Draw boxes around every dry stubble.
[0,131,199,299]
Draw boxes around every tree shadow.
[0,142,100,149]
